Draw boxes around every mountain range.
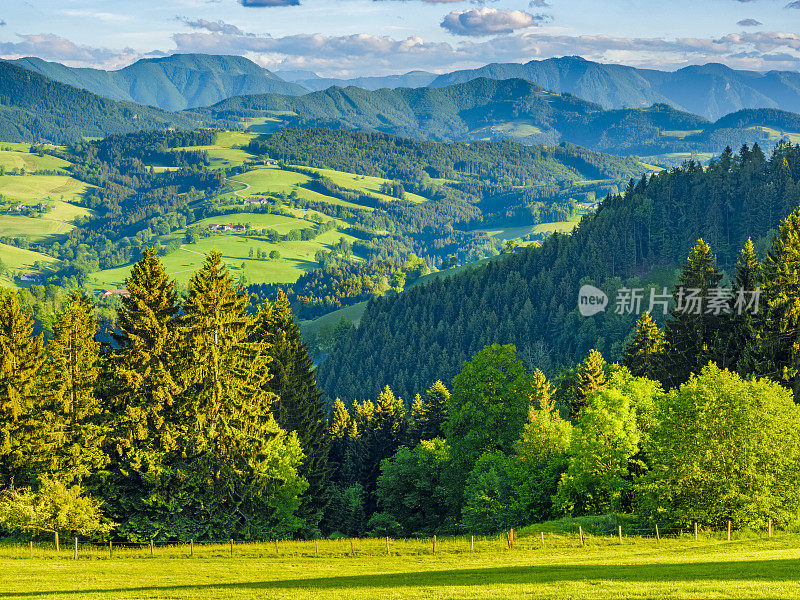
[7,53,800,122]
[7,54,306,112]
[204,77,800,157]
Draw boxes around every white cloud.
[441,8,546,37]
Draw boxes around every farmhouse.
[101,288,130,299]
[18,273,43,283]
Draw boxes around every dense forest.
[4,213,800,541]
[0,62,199,143]
[318,142,800,402]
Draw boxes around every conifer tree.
[662,239,724,388]
[179,251,306,539]
[572,349,608,417]
[254,289,329,536]
[326,398,351,479]
[36,291,106,485]
[0,289,43,488]
[623,311,665,380]
[419,380,449,440]
[762,209,800,400]
[407,393,425,446]
[531,369,556,412]
[729,239,762,375]
[106,249,184,539]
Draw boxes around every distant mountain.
[295,70,438,92]
[429,57,800,121]
[204,77,711,153]
[206,76,800,158]
[0,62,200,143]
[274,69,321,83]
[8,54,307,111]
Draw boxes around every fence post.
[109,541,112,559]
[655,524,660,542]
[579,526,584,547]
[386,537,390,556]
[727,520,732,541]
[150,540,153,556]
[275,539,279,554]
[190,539,194,557]
[74,537,78,560]
[470,535,474,552]
[694,522,698,541]
[55,531,59,552]
[432,535,436,555]
[315,540,318,556]
[230,539,233,557]
[769,518,773,538]
[541,532,544,548]
[510,528,514,549]
[30,540,33,558]
[618,525,622,544]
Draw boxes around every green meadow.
[2,532,799,599]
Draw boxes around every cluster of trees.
[250,254,429,320]
[320,340,800,537]
[319,142,800,402]
[0,249,329,541]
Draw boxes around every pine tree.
[623,311,665,380]
[36,291,106,485]
[363,386,405,514]
[106,249,184,540]
[254,289,329,537]
[662,239,724,389]
[730,239,762,375]
[407,393,425,446]
[0,289,43,488]
[531,368,556,412]
[419,380,449,440]
[573,349,607,417]
[179,251,307,539]
[762,210,800,400]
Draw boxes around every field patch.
[0,242,59,287]
[0,174,85,203]
[2,533,800,599]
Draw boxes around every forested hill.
[429,57,800,121]
[204,77,712,152]
[205,78,800,157]
[0,62,201,143]
[9,54,306,111]
[317,142,800,403]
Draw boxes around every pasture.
[2,531,798,599]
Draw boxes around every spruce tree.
[106,248,184,539]
[662,239,724,389]
[762,209,800,400]
[419,380,449,440]
[36,291,106,485]
[407,393,425,446]
[623,311,665,380]
[180,251,306,539]
[254,289,329,537]
[363,386,405,513]
[0,289,43,488]
[729,239,762,375]
[531,368,556,412]
[572,349,608,417]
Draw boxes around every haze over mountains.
[8,54,306,111]
[5,53,800,123]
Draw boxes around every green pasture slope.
[3,531,799,599]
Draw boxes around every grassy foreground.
[2,533,799,599]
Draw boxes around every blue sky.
[0,0,799,76]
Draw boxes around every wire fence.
[0,520,784,561]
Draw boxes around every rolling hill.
[8,54,307,111]
[0,62,201,143]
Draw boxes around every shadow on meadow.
[3,558,798,597]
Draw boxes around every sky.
[0,0,799,77]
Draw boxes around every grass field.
[174,131,259,169]
[0,150,71,172]
[3,531,799,599]
[0,174,85,203]
[90,226,360,291]
[0,242,58,287]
